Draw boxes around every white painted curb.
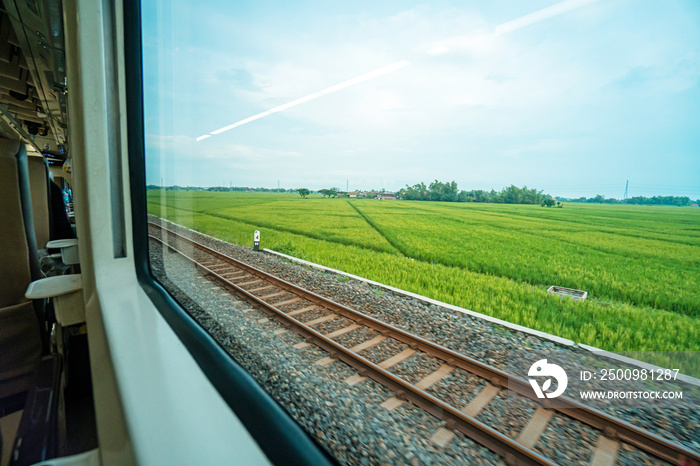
[264,248,700,387]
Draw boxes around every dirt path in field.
[347,201,407,256]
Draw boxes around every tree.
[542,199,556,207]
[319,188,338,198]
[471,190,489,202]
[399,182,429,200]
[428,180,459,202]
[297,188,310,199]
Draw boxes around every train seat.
[1,142,82,464]
[27,156,52,250]
[0,139,43,406]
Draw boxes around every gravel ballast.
[148,217,699,464]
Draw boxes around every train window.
[138,0,699,464]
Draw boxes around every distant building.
[348,191,359,198]
[376,193,397,200]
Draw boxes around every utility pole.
[346,179,349,194]
[624,180,629,200]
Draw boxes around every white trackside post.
[254,230,260,251]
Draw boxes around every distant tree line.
[146,185,294,193]
[146,184,698,207]
[398,181,553,204]
[567,195,697,206]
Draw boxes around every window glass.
[142,1,699,464]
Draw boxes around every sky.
[141,0,700,199]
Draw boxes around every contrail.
[198,60,409,141]
[495,0,600,35]
[197,0,600,141]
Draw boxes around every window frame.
[123,0,335,464]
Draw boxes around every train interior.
[0,0,99,463]
[0,0,307,463]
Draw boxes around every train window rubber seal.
[122,1,336,464]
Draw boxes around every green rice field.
[147,191,700,373]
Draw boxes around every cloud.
[610,57,700,93]
[190,2,624,143]
[194,0,612,141]
[147,133,301,161]
[146,134,196,152]
[501,138,569,159]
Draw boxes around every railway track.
[148,222,699,466]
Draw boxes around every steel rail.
[149,233,552,465]
[149,222,700,466]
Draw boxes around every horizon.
[148,182,700,201]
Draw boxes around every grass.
[147,191,700,375]
[350,200,700,316]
